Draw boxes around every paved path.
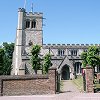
[61,80,80,93]
[55,80,80,100]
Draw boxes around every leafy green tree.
[0,42,14,75]
[3,42,14,75]
[31,45,41,74]
[81,52,88,67]
[81,46,100,68]
[3,42,14,59]
[0,48,4,75]
[3,55,12,75]
[43,53,52,74]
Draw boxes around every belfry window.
[31,20,36,28]
[58,49,65,56]
[26,20,30,28]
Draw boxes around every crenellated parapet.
[18,8,43,17]
[26,12,43,18]
[43,44,100,48]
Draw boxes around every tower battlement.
[26,12,43,17]
[18,8,43,17]
[18,8,26,12]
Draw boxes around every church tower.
[12,8,43,75]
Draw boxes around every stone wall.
[0,68,56,96]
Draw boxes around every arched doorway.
[61,65,70,80]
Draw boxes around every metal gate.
[56,71,60,93]
[94,73,100,93]
[82,70,86,91]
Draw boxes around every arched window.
[71,50,73,55]
[74,62,82,74]
[63,50,65,55]
[58,49,60,56]
[71,49,77,56]
[26,20,30,28]
[31,20,36,28]
[58,49,65,56]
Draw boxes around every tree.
[0,42,14,75]
[0,48,4,75]
[43,53,52,74]
[3,42,14,75]
[3,42,14,59]
[31,45,41,74]
[81,46,100,68]
[81,52,88,67]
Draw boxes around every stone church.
[12,7,99,80]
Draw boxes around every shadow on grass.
[94,88,100,93]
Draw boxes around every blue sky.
[0,0,100,44]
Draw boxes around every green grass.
[94,79,100,88]
[72,75,84,92]
[94,84,100,88]
[60,80,64,92]
[94,84,100,93]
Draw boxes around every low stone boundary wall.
[0,68,56,96]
